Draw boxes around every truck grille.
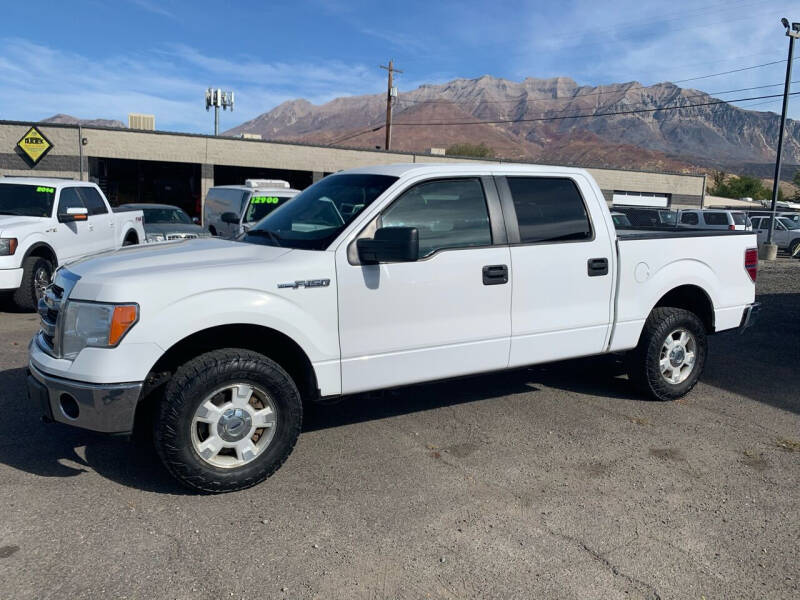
[37,284,63,353]
[166,233,199,240]
[36,269,79,358]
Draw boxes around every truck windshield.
[244,195,295,223]
[0,184,56,217]
[241,174,398,250]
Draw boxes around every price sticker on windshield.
[251,196,282,205]
[36,186,55,194]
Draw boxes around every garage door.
[612,191,669,208]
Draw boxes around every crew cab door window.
[78,187,109,215]
[380,178,492,257]
[506,177,592,243]
[680,212,699,225]
[57,187,85,213]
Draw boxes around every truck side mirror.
[221,212,240,224]
[357,227,419,264]
[58,207,89,223]
[192,216,200,224]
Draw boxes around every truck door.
[52,188,91,261]
[78,187,114,252]
[336,177,511,394]
[496,175,615,367]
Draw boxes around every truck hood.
[0,215,47,236]
[64,238,292,297]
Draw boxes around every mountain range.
[226,75,800,177]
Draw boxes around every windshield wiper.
[245,229,283,247]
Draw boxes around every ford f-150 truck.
[27,164,759,492]
[0,178,144,310]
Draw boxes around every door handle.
[587,257,608,277]
[482,264,508,285]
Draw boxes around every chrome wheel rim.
[659,328,697,385]
[190,383,278,469]
[34,266,51,301]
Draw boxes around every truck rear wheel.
[626,307,707,401]
[153,349,302,493]
[13,256,53,311]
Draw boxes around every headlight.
[0,238,18,255]
[146,233,165,243]
[61,301,138,359]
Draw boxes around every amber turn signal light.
[109,305,138,345]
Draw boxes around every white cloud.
[0,38,386,133]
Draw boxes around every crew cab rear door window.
[680,212,699,225]
[505,177,592,243]
[380,178,492,257]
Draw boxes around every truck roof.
[338,162,593,179]
[211,184,301,193]
[0,176,95,187]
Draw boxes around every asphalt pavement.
[0,259,797,599]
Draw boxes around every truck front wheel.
[153,349,302,493]
[626,307,707,401]
[13,255,53,311]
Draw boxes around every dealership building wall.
[0,120,706,217]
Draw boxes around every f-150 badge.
[277,279,330,289]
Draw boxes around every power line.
[672,57,797,83]
[386,92,800,127]
[326,90,799,146]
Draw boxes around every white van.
[677,209,750,231]
[203,179,301,237]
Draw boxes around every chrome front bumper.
[27,362,143,434]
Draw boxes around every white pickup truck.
[27,164,759,493]
[0,178,144,310]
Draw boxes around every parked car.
[677,209,750,231]
[119,203,210,243]
[750,216,800,255]
[203,179,301,238]
[610,212,632,228]
[612,206,677,228]
[0,178,144,310]
[28,164,758,492]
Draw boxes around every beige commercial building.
[1,119,706,219]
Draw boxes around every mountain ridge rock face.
[41,114,126,128]
[225,75,800,175]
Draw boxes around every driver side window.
[379,178,492,258]
[58,188,85,213]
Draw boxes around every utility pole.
[380,60,402,150]
[205,88,235,136]
[766,18,800,255]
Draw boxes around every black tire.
[12,256,53,311]
[626,307,707,401]
[153,349,302,493]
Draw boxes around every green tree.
[446,142,495,158]
[711,174,781,201]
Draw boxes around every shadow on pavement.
[704,291,800,415]
[0,366,188,494]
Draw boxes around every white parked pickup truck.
[0,178,144,310]
[27,164,759,492]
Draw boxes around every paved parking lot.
[0,260,798,599]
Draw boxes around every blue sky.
[0,0,798,133]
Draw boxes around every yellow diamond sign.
[17,126,53,165]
